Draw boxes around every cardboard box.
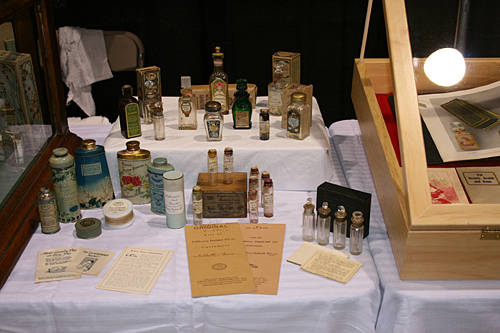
[136,66,162,123]
[0,51,43,127]
[316,182,371,238]
[281,84,313,128]
[196,172,247,218]
[272,51,300,85]
[192,84,257,110]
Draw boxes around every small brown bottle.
[263,178,274,217]
[118,85,142,139]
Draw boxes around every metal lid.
[262,171,270,178]
[117,141,151,160]
[75,218,102,239]
[153,157,168,166]
[291,92,306,103]
[163,170,184,180]
[205,101,221,112]
[193,185,202,193]
[82,139,97,150]
[52,147,68,157]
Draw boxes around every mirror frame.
[0,0,81,288]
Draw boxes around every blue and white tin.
[163,170,186,228]
[75,139,115,210]
[147,157,174,215]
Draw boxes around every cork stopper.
[351,211,364,227]
[208,149,217,158]
[212,46,224,58]
[193,185,202,193]
[224,147,233,156]
[334,205,347,221]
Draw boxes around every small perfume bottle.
[451,122,479,150]
[349,211,364,255]
[259,108,270,140]
[151,102,165,141]
[209,46,229,115]
[207,149,218,186]
[302,198,315,242]
[224,147,233,184]
[249,176,259,204]
[263,178,274,217]
[37,187,60,234]
[178,76,197,130]
[333,205,347,250]
[248,189,259,223]
[232,78,252,129]
[268,61,286,116]
[192,185,203,225]
[118,85,141,138]
[261,171,270,207]
[1,100,25,171]
[286,92,311,140]
[204,101,223,141]
[316,202,331,246]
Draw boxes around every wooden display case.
[351,0,500,279]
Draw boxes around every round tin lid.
[163,170,183,180]
[75,218,102,239]
[117,141,151,160]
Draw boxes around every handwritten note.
[300,251,362,283]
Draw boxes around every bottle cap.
[153,157,169,167]
[117,141,151,160]
[318,202,331,217]
[250,166,259,175]
[193,185,202,193]
[82,139,97,151]
[303,198,315,214]
[205,101,222,112]
[334,205,347,220]
[208,148,217,156]
[224,147,233,155]
[52,147,68,157]
[264,178,273,186]
[262,171,270,178]
[260,108,269,115]
[181,76,191,89]
[351,211,364,227]
[291,92,306,103]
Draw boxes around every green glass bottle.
[232,79,252,129]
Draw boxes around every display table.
[330,120,500,333]
[0,122,381,333]
[103,97,335,192]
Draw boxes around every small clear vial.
[151,102,165,140]
[250,166,259,196]
[302,198,315,242]
[261,171,270,207]
[317,202,331,246]
[249,176,259,204]
[192,185,203,225]
[224,147,233,184]
[207,149,218,186]
[248,189,259,223]
[333,205,347,250]
[349,211,365,255]
[263,178,274,217]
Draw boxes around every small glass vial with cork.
[204,101,223,141]
[302,198,315,242]
[259,108,270,140]
[349,211,364,255]
[263,178,274,217]
[333,206,347,250]
[178,76,197,130]
[316,202,331,246]
[286,92,310,140]
[248,189,259,223]
[261,171,270,207]
[151,102,165,141]
[192,185,203,225]
[249,176,259,204]
[207,149,218,186]
[224,147,233,184]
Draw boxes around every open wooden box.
[351,0,500,279]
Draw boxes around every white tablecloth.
[102,97,335,192]
[330,120,500,333]
[0,122,381,333]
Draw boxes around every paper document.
[300,251,362,283]
[66,248,115,276]
[35,247,82,283]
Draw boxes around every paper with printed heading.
[185,222,256,297]
[96,246,174,295]
[66,248,115,276]
[300,251,362,283]
[35,247,82,283]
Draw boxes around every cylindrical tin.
[36,187,60,234]
[163,170,186,228]
[75,218,102,239]
[103,198,135,229]
[75,139,115,209]
[147,157,175,215]
[117,141,151,204]
[49,147,82,223]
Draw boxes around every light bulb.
[423,48,466,87]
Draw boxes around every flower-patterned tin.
[117,141,151,204]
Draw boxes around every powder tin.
[75,218,102,239]
[103,198,135,229]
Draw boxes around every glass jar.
[204,101,223,141]
[286,92,310,140]
[248,189,259,223]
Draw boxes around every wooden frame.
[0,0,81,289]
[351,0,500,279]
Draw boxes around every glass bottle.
[192,185,203,225]
[118,85,142,139]
[259,108,270,140]
[333,205,348,250]
[261,171,269,207]
[263,178,274,218]
[178,76,197,130]
[451,122,479,150]
[151,102,165,140]
[248,189,259,223]
[349,211,365,255]
[249,176,259,204]
[302,198,315,242]
[209,46,229,115]
[317,202,331,246]
[1,100,25,171]
[224,147,233,184]
[286,92,310,140]
[232,78,252,129]
[204,101,223,141]
[268,61,286,116]
[250,166,260,199]
[36,187,60,234]
[207,149,218,186]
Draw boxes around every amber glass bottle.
[209,46,229,115]
[118,85,141,139]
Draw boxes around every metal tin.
[117,141,151,204]
[75,218,102,239]
[36,187,60,234]
[163,170,186,228]
[75,139,115,209]
[49,147,82,223]
[147,157,174,215]
[103,198,135,229]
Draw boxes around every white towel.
[58,26,113,116]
